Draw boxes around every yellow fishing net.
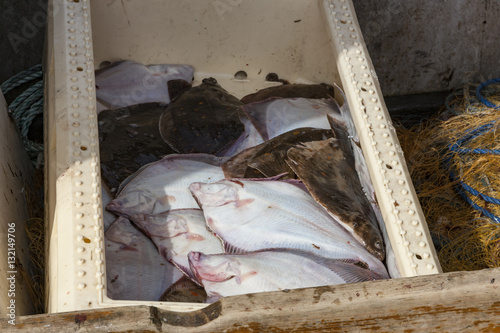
[24,168,45,314]
[396,81,500,272]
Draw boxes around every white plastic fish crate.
[44,0,442,313]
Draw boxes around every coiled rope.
[1,65,44,168]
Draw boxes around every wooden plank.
[2,268,499,332]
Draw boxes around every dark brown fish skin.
[222,128,334,179]
[98,102,175,191]
[167,79,192,102]
[159,275,207,303]
[240,83,335,104]
[159,77,245,155]
[286,121,385,261]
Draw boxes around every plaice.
[95,60,194,112]
[286,117,385,261]
[189,179,388,278]
[105,217,184,301]
[106,154,225,219]
[159,77,245,155]
[188,249,385,303]
[221,127,333,179]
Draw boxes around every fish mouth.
[106,200,122,214]
[369,248,385,262]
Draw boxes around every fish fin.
[167,79,192,102]
[248,151,296,178]
[205,292,222,303]
[221,145,260,178]
[242,99,286,141]
[224,242,248,254]
[115,161,153,196]
[169,260,203,286]
[327,115,355,165]
[315,257,382,283]
[159,275,206,302]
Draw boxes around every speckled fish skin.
[105,217,184,301]
[159,77,245,155]
[349,128,401,277]
[286,119,385,261]
[221,127,333,179]
[106,154,225,219]
[188,250,384,302]
[132,209,224,283]
[240,83,335,104]
[242,97,344,141]
[95,60,194,113]
[98,102,175,192]
[189,179,388,278]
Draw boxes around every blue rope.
[444,79,500,223]
[448,122,500,155]
[0,64,43,94]
[1,65,44,168]
[475,78,500,109]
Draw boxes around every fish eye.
[375,241,382,248]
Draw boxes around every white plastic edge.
[322,0,442,277]
[45,0,209,313]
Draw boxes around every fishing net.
[22,168,45,314]
[396,79,500,272]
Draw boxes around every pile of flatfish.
[99,60,397,303]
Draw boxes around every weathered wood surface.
[2,268,499,332]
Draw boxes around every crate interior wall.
[44,0,441,313]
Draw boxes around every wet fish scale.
[286,118,385,261]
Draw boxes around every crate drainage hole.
[386,164,393,169]
[266,73,280,82]
[99,61,111,69]
[415,254,422,260]
[80,146,87,151]
[234,71,247,80]
[77,66,83,72]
